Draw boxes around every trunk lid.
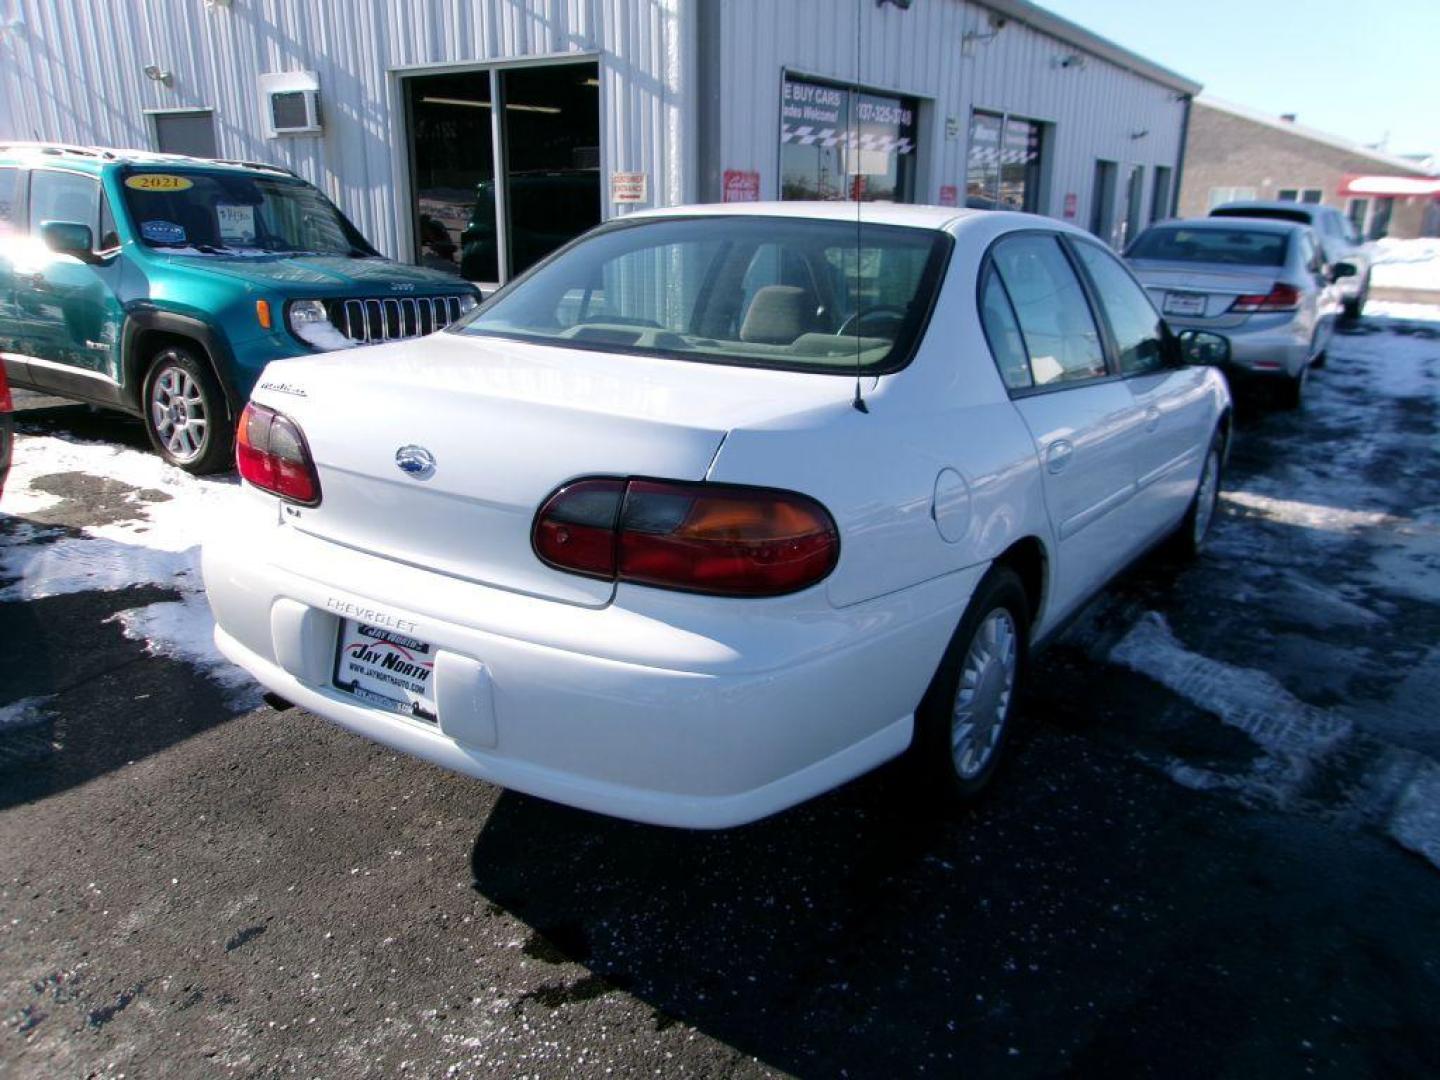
[1130,260,1281,325]
[250,332,854,606]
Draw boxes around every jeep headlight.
[286,299,329,331]
[459,291,480,314]
[286,299,351,351]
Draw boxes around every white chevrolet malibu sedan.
[204,202,1232,829]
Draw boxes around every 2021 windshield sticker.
[124,173,193,192]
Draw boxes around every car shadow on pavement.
[467,678,1440,1077]
[463,708,1289,1078]
[11,398,152,454]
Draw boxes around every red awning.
[1339,174,1440,197]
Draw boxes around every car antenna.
[851,0,868,414]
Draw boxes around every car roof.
[614,200,1087,242]
[1148,216,1305,235]
[627,200,978,232]
[0,142,296,179]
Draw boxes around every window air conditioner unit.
[258,71,322,137]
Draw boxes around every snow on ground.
[0,434,256,705]
[1367,299,1440,323]
[1108,304,1440,866]
[1371,237,1440,293]
[0,696,52,732]
[1110,612,1352,759]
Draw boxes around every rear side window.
[0,167,19,235]
[1129,226,1288,268]
[978,268,1032,390]
[28,169,99,239]
[1071,241,1167,377]
[989,234,1107,388]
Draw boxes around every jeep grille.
[325,295,467,345]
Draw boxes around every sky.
[1037,0,1440,160]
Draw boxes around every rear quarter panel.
[706,223,1050,612]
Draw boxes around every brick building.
[1178,97,1440,240]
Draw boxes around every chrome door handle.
[1045,439,1074,474]
[1144,406,1161,432]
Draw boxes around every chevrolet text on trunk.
[204,203,1233,828]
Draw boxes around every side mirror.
[1330,261,1357,282]
[40,220,94,260]
[1177,329,1230,367]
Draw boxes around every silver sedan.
[1125,217,1347,407]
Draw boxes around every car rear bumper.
[1167,315,1312,378]
[203,508,976,828]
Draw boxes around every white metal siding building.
[0,0,1199,283]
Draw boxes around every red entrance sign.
[723,169,760,202]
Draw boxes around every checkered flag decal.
[782,123,915,155]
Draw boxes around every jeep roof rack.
[0,141,118,160]
[0,142,298,178]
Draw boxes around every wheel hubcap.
[1193,449,1220,545]
[149,364,208,463]
[950,608,1018,780]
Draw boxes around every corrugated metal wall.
[0,0,690,259]
[714,0,1187,230]
[0,0,1186,259]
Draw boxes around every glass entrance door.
[404,61,600,288]
[405,71,497,282]
[499,63,601,276]
[1117,165,1145,250]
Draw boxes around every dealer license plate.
[333,620,438,721]
[1163,292,1207,317]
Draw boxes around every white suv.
[1210,200,1371,319]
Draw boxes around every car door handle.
[1045,439,1075,474]
[1144,406,1161,432]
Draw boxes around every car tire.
[909,565,1030,803]
[143,345,233,475]
[1275,363,1307,410]
[1170,430,1224,559]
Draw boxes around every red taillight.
[1230,283,1301,313]
[0,364,10,413]
[533,478,839,597]
[235,401,321,505]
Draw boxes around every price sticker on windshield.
[125,174,194,192]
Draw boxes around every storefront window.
[965,112,1003,207]
[779,74,917,203]
[967,111,1043,211]
[999,117,1042,211]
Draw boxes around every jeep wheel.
[143,346,233,474]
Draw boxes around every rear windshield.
[1128,226,1289,267]
[459,216,951,374]
[1211,206,1311,225]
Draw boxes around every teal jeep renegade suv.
[0,144,479,473]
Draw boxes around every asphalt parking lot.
[3,307,1440,1078]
